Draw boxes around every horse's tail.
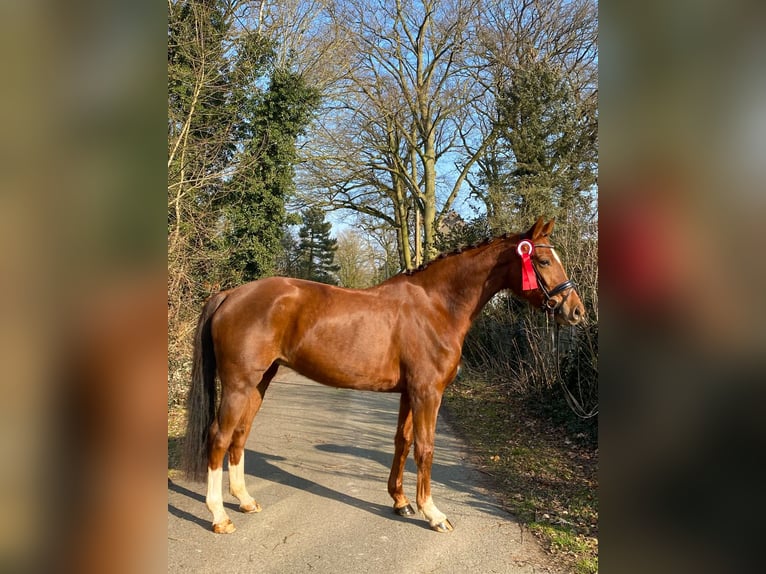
[181,291,228,482]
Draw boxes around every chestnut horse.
[181,217,584,534]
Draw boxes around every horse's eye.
[539,259,551,267]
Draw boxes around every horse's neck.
[462,240,516,318]
[421,239,516,323]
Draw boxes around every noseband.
[524,243,577,312]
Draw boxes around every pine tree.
[296,207,340,284]
[500,58,596,222]
[220,67,321,284]
[474,57,597,230]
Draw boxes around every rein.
[546,317,598,420]
[517,240,596,420]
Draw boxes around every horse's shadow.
[167,480,211,529]
[314,442,511,520]
[168,450,421,532]
[169,436,512,533]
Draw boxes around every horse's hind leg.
[206,387,247,533]
[227,364,277,513]
[205,364,278,534]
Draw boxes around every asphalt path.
[168,369,562,573]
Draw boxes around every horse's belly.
[277,296,407,391]
[285,345,402,391]
[285,326,402,391]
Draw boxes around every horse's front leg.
[412,391,454,533]
[388,392,416,516]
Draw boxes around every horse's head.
[516,217,585,326]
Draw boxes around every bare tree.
[249,0,351,89]
[254,0,597,268]
[335,230,376,287]
[168,0,240,338]
[299,0,491,267]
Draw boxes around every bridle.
[521,242,578,314]
[533,245,577,312]
[516,239,596,419]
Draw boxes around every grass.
[442,374,598,574]
[167,406,186,480]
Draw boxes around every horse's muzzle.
[559,301,585,326]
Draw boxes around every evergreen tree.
[221,67,321,283]
[296,207,340,284]
[169,2,311,291]
[473,56,597,229]
[500,58,597,223]
[168,1,320,393]
[276,228,301,278]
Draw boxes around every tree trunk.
[392,175,413,270]
[414,208,422,267]
[422,127,438,262]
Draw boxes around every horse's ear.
[542,218,555,238]
[526,216,545,239]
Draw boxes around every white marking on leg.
[228,454,259,512]
[419,496,448,527]
[206,466,230,526]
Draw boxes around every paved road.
[168,369,562,574]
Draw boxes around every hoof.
[394,504,416,517]
[430,519,454,533]
[212,519,236,534]
[239,501,262,514]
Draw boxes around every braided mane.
[402,232,516,276]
